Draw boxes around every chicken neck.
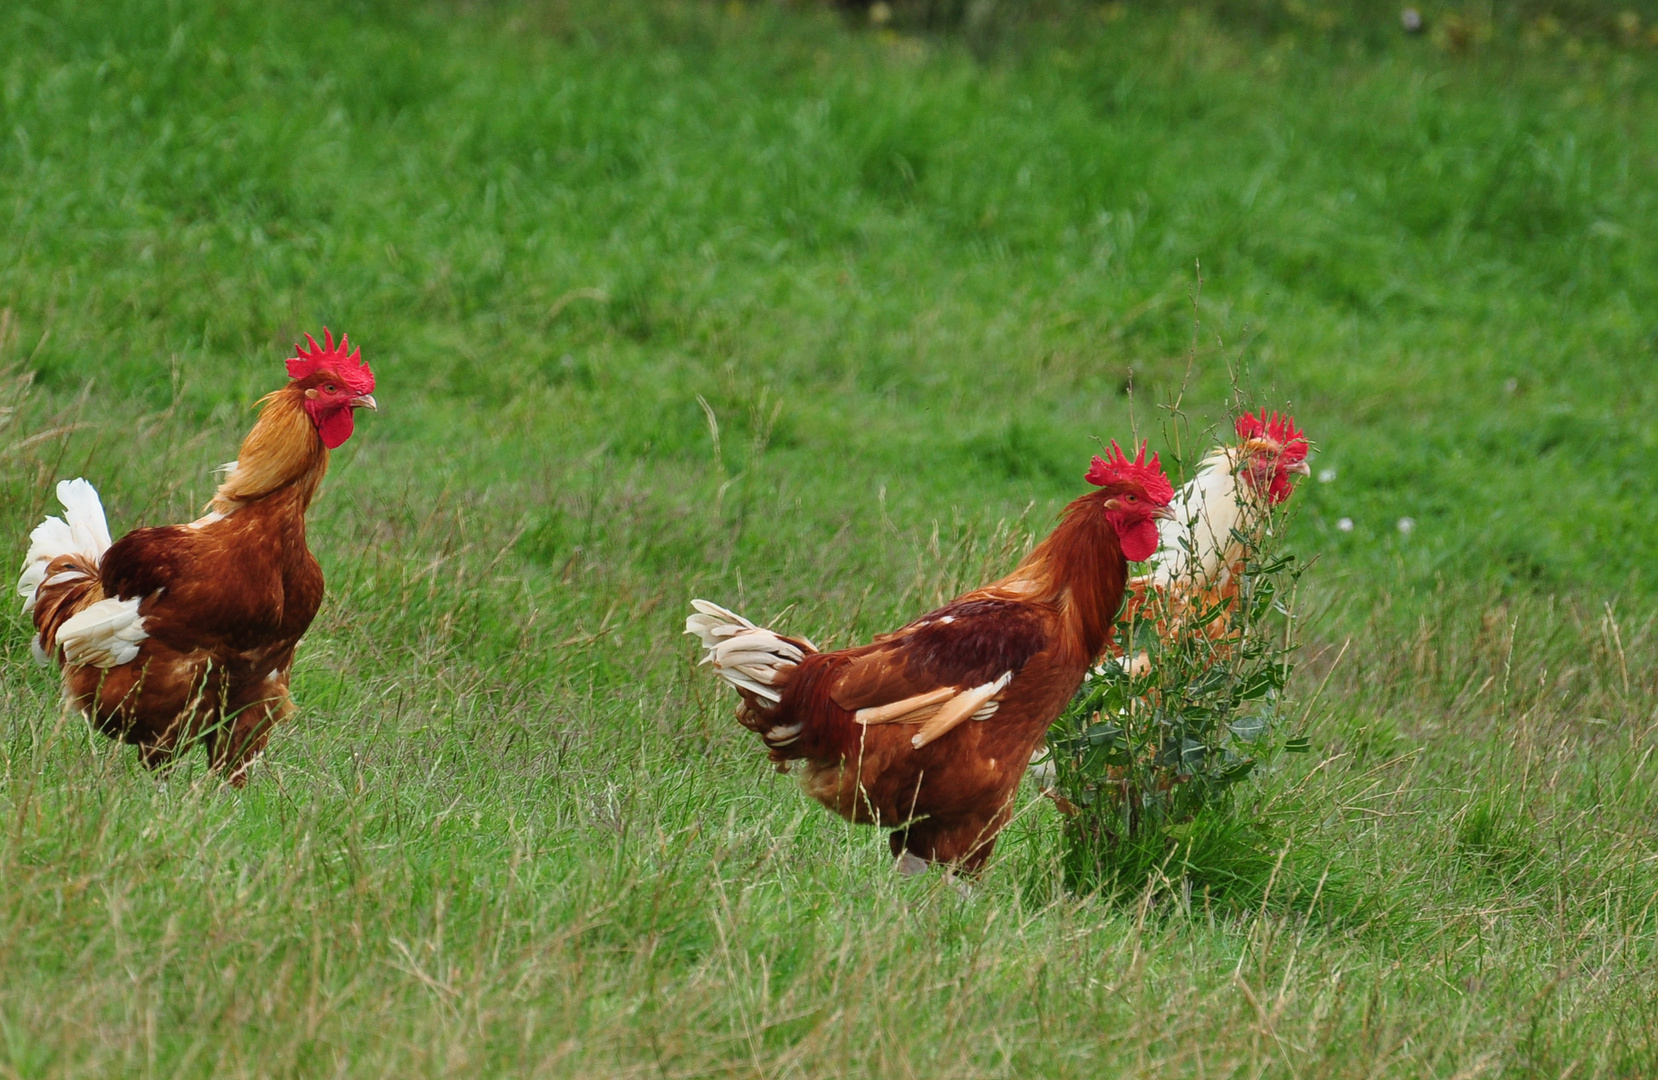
[210,387,330,516]
[990,491,1127,663]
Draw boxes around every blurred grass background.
[1,1,1656,1075]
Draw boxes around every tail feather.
[18,479,113,613]
[57,596,147,667]
[685,599,815,705]
[26,556,109,666]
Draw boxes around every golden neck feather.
[211,388,328,514]
[991,491,1126,659]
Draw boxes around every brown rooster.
[17,330,376,784]
[686,441,1175,873]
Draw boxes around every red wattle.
[1118,518,1160,562]
[316,408,356,449]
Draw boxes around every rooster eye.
[1126,494,1137,502]
[324,384,337,393]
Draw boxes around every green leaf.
[1238,669,1280,700]
[1085,723,1124,748]
[1192,600,1231,628]
[1186,669,1230,697]
[1254,554,1295,576]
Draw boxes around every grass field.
[2,0,1657,1075]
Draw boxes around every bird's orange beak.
[350,394,378,411]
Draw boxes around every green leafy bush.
[1045,483,1307,896]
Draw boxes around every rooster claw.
[895,850,929,877]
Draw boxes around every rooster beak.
[1152,503,1176,521]
[1289,460,1311,477]
[350,394,378,411]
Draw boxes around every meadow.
[1,0,1656,1074]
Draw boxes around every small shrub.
[1045,475,1307,898]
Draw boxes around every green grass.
[1,0,1656,1074]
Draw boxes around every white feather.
[56,596,147,668]
[711,650,796,669]
[1146,448,1251,590]
[763,720,803,747]
[1027,747,1055,790]
[911,672,1014,749]
[686,599,812,704]
[17,478,114,613]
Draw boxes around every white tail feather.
[685,599,813,705]
[56,596,147,668]
[18,478,114,613]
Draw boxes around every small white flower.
[1318,467,1337,484]
[1397,517,1416,535]
[1336,517,1354,533]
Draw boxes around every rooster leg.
[222,751,265,789]
[890,802,1013,875]
[136,687,219,772]
[208,723,269,788]
[138,730,184,772]
[209,692,291,788]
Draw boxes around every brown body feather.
[732,487,1134,870]
[30,387,333,784]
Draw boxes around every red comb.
[1085,439,1175,504]
[286,328,374,395]
[1235,408,1307,463]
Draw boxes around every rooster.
[686,441,1174,873]
[1120,409,1310,647]
[17,330,376,785]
